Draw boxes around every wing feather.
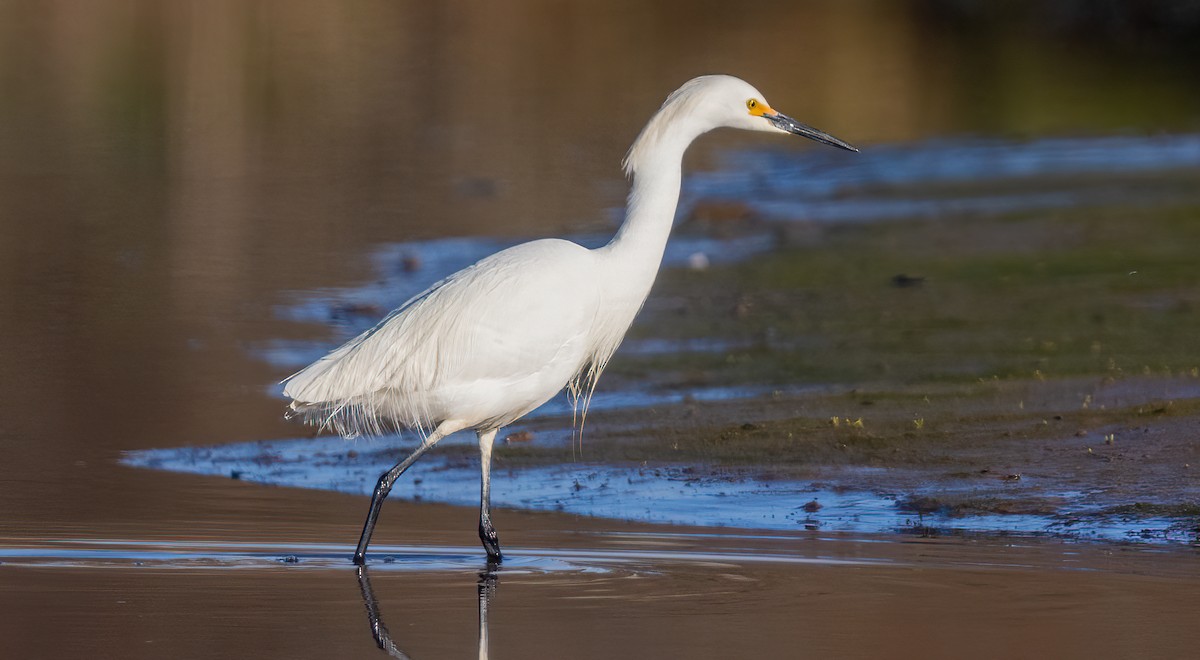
[283,239,598,437]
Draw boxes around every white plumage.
[285,239,606,436]
[282,75,858,564]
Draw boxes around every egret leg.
[477,428,503,560]
[353,421,462,565]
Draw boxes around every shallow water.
[4,532,1200,659]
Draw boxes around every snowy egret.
[283,75,858,564]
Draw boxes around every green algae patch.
[484,380,1200,475]
[619,201,1200,390]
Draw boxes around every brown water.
[2,2,1199,658]
[5,530,1200,659]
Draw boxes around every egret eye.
[746,98,769,116]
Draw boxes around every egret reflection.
[357,562,501,659]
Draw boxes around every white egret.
[283,75,858,564]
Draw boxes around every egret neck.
[601,112,706,293]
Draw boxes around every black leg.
[353,422,458,565]
[477,428,503,561]
[479,514,502,560]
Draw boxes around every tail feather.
[281,280,452,439]
[281,330,433,439]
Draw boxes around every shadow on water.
[358,563,499,660]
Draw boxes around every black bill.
[767,112,859,152]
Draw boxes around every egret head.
[624,75,857,176]
[692,75,858,151]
